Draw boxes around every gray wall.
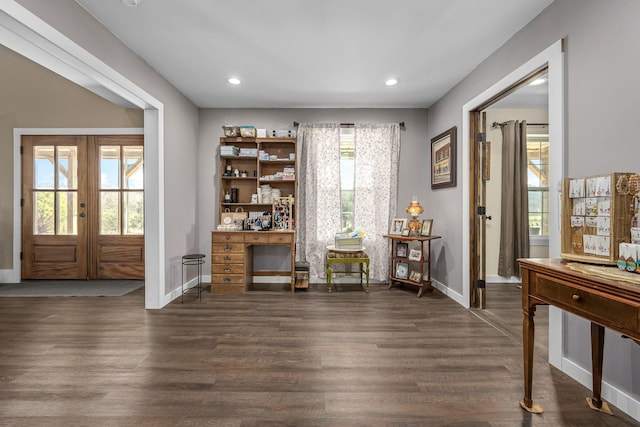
[198,108,429,262]
[427,0,639,411]
[16,0,201,294]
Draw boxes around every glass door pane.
[33,191,54,235]
[100,146,121,189]
[100,146,121,235]
[123,146,143,189]
[124,191,144,235]
[57,192,78,235]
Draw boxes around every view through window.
[339,127,355,231]
[526,124,549,237]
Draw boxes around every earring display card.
[561,173,634,264]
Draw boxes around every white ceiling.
[75,0,554,109]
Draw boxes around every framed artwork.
[396,243,409,257]
[401,229,410,237]
[395,262,409,280]
[408,249,422,261]
[396,242,409,257]
[421,219,433,237]
[389,218,407,235]
[431,126,457,189]
[409,270,422,283]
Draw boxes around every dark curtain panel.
[498,120,530,277]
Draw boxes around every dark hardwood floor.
[0,281,636,426]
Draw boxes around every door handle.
[486,215,492,221]
[80,202,86,208]
[79,212,86,218]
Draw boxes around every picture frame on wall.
[431,126,457,189]
[421,219,433,237]
[389,218,407,235]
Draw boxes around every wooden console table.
[518,258,640,415]
[211,230,295,294]
[384,235,441,297]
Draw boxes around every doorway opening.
[472,68,549,309]
[461,40,564,314]
[2,3,166,308]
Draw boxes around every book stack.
[220,146,239,156]
[282,166,295,180]
[239,148,258,157]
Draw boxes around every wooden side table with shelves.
[383,234,441,297]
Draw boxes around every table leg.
[365,261,369,293]
[520,303,543,413]
[586,323,613,414]
[326,261,332,293]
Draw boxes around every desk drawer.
[244,232,294,244]
[211,273,244,285]
[267,233,294,244]
[211,263,244,274]
[536,275,639,331]
[211,253,244,264]
[212,232,244,243]
[212,243,244,254]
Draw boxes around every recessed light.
[228,77,242,85]
[385,78,399,87]
[121,0,141,6]
[529,77,546,86]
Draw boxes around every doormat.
[0,280,144,297]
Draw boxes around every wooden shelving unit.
[218,137,297,228]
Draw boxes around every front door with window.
[21,135,144,280]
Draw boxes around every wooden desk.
[384,235,441,297]
[518,258,640,415]
[211,230,295,294]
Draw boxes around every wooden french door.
[22,135,144,280]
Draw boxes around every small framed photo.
[408,249,422,261]
[409,270,422,283]
[401,229,410,237]
[421,219,433,237]
[390,218,407,235]
[396,242,408,257]
[395,262,409,280]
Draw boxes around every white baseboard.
[486,275,521,284]
[165,277,201,304]
[431,278,466,307]
[0,269,20,283]
[252,275,290,284]
[561,357,640,422]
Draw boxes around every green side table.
[325,248,369,293]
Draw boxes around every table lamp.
[405,196,424,236]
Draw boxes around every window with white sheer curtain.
[296,123,400,281]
